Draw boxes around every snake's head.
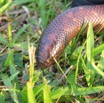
[35,21,67,68]
[35,31,56,68]
[35,8,76,68]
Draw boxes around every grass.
[0,0,11,14]
[0,0,104,103]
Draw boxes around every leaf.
[1,74,19,103]
[51,86,104,99]
[94,44,104,56]
[27,82,36,103]
[43,78,52,103]
[0,0,11,14]
[12,0,35,5]
[0,92,5,103]
[86,22,95,86]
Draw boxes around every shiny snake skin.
[36,0,104,68]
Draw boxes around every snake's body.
[36,0,104,68]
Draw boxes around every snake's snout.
[35,33,55,68]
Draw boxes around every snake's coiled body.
[36,1,104,68]
[72,0,104,7]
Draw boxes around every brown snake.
[36,4,104,68]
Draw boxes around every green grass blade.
[13,24,28,43]
[8,23,12,43]
[67,71,76,95]
[0,0,11,14]
[1,74,19,103]
[86,22,95,86]
[38,0,48,28]
[98,50,104,69]
[1,50,14,72]
[27,82,36,103]
[94,43,104,56]
[73,86,104,96]
[27,44,36,103]
[34,83,45,97]
[9,62,23,103]
[51,87,69,100]
[0,92,5,103]
[43,78,52,103]
[91,62,104,77]
[12,0,35,5]
[0,0,4,5]
[86,23,94,63]
[51,86,104,99]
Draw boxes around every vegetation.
[0,0,104,103]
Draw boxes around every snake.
[36,0,104,68]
